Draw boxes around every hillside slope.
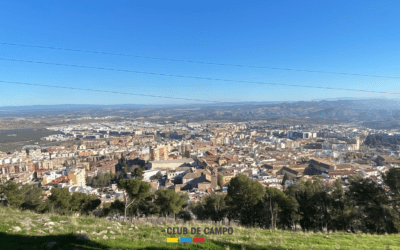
[1,207,400,250]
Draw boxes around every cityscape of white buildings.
[1,119,400,205]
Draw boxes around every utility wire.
[0,57,399,95]
[1,42,400,80]
[0,80,223,103]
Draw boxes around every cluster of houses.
[1,120,399,206]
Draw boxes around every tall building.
[178,143,191,154]
[150,144,170,161]
[68,167,86,186]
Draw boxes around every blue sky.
[0,0,399,106]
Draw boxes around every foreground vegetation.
[3,167,400,235]
[1,206,400,250]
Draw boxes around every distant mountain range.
[0,101,288,111]
[0,98,398,111]
[1,99,399,129]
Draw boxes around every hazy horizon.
[0,97,394,109]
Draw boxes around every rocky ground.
[2,206,400,250]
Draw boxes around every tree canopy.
[155,189,188,218]
[117,179,151,220]
[225,174,265,226]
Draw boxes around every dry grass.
[1,207,400,249]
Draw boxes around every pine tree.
[117,179,151,221]
[225,174,264,226]
[155,189,188,220]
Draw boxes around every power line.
[0,80,223,103]
[1,42,400,80]
[1,57,399,95]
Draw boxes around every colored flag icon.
[180,238,191,243]
[167,238,178,243]
[193,238,205,243]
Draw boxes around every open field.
[1,207,400,250]
[0,129,60,152]
[0,129,58,143]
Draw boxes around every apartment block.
[68,167,86,186]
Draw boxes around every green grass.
[1,206,400,250]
